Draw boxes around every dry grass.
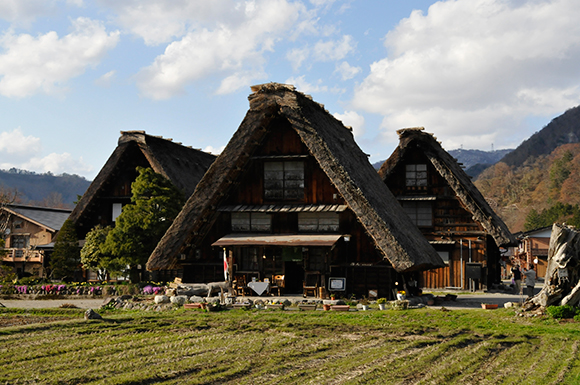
[1,307,580,384]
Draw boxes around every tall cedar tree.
[50,219,80,280]
[102,167,185,281]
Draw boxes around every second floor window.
[264,161,304,200]
[406,164,427,188]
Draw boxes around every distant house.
[147,84,444,298]
[1,204,71,278]
[378,127,516,290]
[513,226,551,278]
[68,131,216,240]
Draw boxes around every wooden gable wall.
[384,150,497,289]
[75,143,150,238]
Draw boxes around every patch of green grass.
[1,307,580,384]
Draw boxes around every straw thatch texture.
[68,131,216,231]
[147,83,444,272]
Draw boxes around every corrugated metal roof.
[7,205,71,232]
[217,204,348,213]
[212,233,343,247]
[397,196,437,201]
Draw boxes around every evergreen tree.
[80,225,113,280]
[50,219,80,281]
[102,167,185,282]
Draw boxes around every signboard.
[465,263,483,280]
[328,277,346,291]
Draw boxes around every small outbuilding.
[147,84,444,298]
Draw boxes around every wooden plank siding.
[384,150,499,290]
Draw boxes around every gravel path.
[0,299,107,309]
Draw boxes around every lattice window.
[264,161,304,200]
[405,164,428,188]
[402,201,433,227]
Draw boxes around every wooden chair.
[233,275,248,296]
[303,272,319,298]
[270,275,285,296]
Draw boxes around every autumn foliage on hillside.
[475,143,580,232]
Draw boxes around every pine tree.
[102,167,185,282]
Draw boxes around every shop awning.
[212,233,343,247]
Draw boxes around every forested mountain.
[0,169,91,208]
[500,105,580,167]
[475,143,580,232]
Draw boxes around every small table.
[248,281,269,296]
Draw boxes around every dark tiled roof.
[7,204,71,232]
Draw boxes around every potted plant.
[377,297,387,310]
[360,297,369,311]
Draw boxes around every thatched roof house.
[69,131,216,239]
[147,84,443,296]
[378,127,516,289]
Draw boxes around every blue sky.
[1,0,580,180]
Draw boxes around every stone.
[189,295,204,303]
[84,309,102,320]
[170,295,187,305]
[154,295,170,304]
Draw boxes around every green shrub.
[546,305,579,319]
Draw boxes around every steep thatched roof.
[378,127,516,247]
[68,131,216,229]
[147,83,444,272]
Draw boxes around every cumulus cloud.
[0,128,92,175]
[334,110,365,138]
[133,0,305,99]
[352,0,580,150]
[0,17,120,98]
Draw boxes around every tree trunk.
[530,223,580,308]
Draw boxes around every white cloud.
[353,0,580,150]
[95,70,116,87]
[0,128,92,175]
[0,128,41,158]
[0,0,54,25]
[0,17,120,98]
[204,145,225,155]
[334,110,365,138]
[312,35,355,61]
[134,0,305,99]
[285,75,328,94]
[287,46,310,71]
[335,61,361,80]
[20,152,93,175]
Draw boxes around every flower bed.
[0,282,167,298]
